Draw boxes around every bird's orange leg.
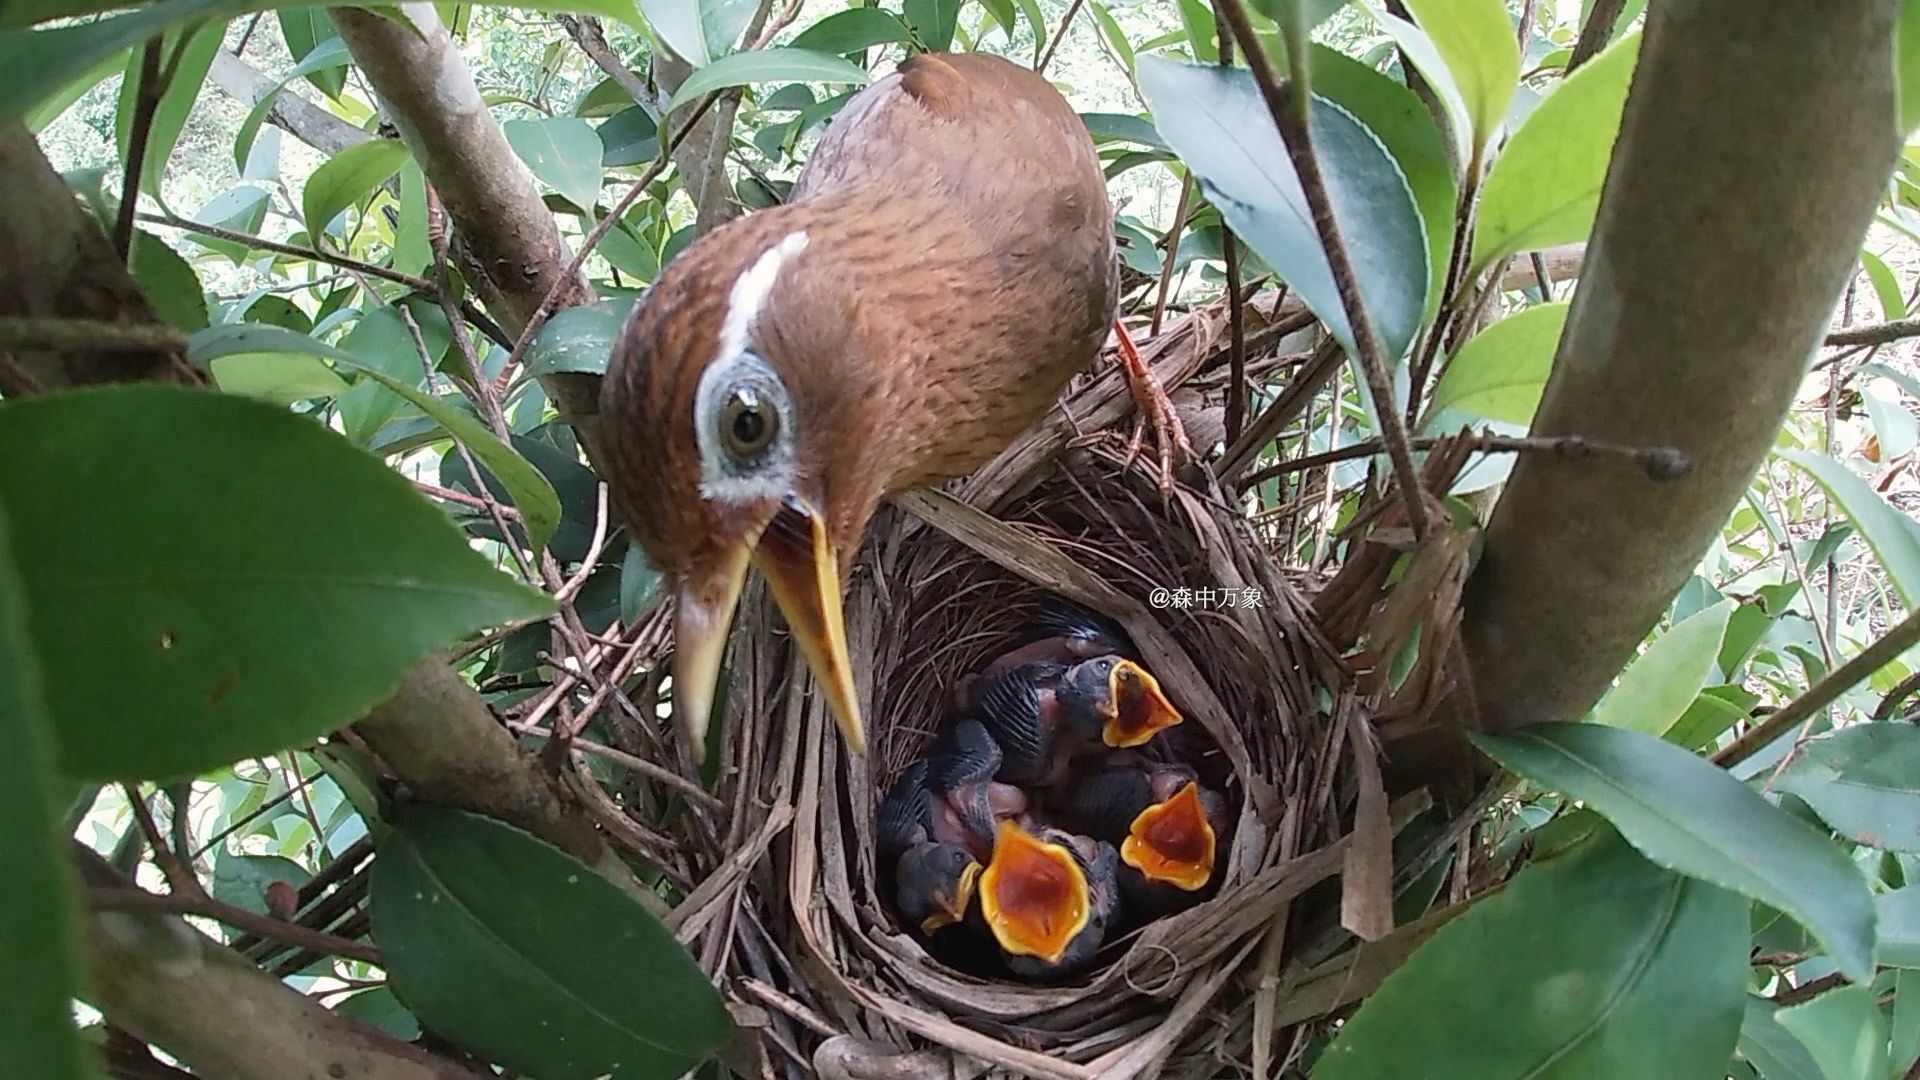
[1113,319,1195,492]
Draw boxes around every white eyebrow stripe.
[716,229,809,364]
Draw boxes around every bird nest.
[699,300,1476,1078]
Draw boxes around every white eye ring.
[693,350,795,503]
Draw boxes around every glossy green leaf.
[395,163,430,277]
[1138,57,1428,364]
[1398,0,1518,157]
[790,8,912,55]
[1668,689,1751,752]
[1472,33,1641,273]
[114,19,224,197]
[1369,8,1470,159]
[504,118,604,211]
[190,323,563,553]
[131,230,209,332]
[1739,996,1824,1080]
[663,48,871,115]
[1885,885,1920,968]
[619,542,661,624]
[211,850,312,915]
[0,498,88,1078]
[1013,0,1045,60]
[1862,250,1908,321]
[302,138,409,241]
[209,352,350,404]
[1089,2,1134,72]
[335,303,452,446]
[373,805,731,1078]
[904,0,960,51]
[0,386,550,781]
[24,46,125,132]
[1594,600,1736,739]
[1474,723,1877,982]
[1780,449,1920,606]
[186,185,271,264]
[525,304,624,378]
[1317,827,1747,1079]
[1776,723,1920,853]
[1895,970,1920,1075]
[233,36,352,173]
[278,7,346,99]
[1174,0,1217,63]
[1310,43,1456,323]
[1900,0,1920,134]
[598,105,660,168]
[1081,111,1167,151]
[640,0,756,66]
[976,0,1015,39]
[1426,301,1568,426]
[1865,380,1920,459]
[1777,985,1889,1080]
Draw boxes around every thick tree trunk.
[1460,1,1900,736]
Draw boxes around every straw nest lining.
[708,300,1468,1078]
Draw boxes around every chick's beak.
[1103,660,1184,747]
[980,821,1091,964]
[921,861,982,933]
[1121,781,1217,891]
[671,495,866,763]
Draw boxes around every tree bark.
[207,50,373,157]
[1459,1,1900,737]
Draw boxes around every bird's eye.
[720,386,778,459]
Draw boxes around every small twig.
[121,784,201,898]
[1237,429,1692,489]
[1714,607,1920,768]
[0,316,189,355]
[1223,231,1248,443]
[115,40,166,261]
[415,480,523,519]
[280,753,327,860]
[1825,315,1920,348]
[519,722,722,809]
[1036,0,1085,75]
[1150,173,1196,336]
[1874,669,1920,721]
[747,0,806,50]
[1568,0,1628,72]
[1762,478,1836,672]
[1772,971,1848,1007]
[88,885,381,965]
[1217,0,1432,540]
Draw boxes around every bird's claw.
[1113,320,1195,495]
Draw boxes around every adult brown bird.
[600,51,1190,760]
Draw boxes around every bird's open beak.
[1102,660,1184,747]
[919,861,981,934]
[980,821,1090,964]
[672,496,866,763]
[1121,781,1216,891]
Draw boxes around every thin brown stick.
[1568,0,1628,72]
[121,784,201,897]
[1825,315,1920,348]
[1036,0,1085,74]
[1874,669,1920,721]
[1714,607,1920,768]
[1150,173,1196,336]
[1216,0,1432,539]
[1238,429,1692,489]
[87,885,381,965]
[114,40,165,261]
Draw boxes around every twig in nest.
[87,885,381,964]
[1235,429,1694,489]
[1216,0,1432,541]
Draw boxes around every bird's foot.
[1113,320,1195,494]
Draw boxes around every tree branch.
[207,50,373,158]
[1825,314,1920,347]
[1568,0,1629,72]
[1459,2,1901,739]
[1713,607,1920,768]
[88,885,382,965]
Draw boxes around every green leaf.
[790,8,913,55]
[1668,689,1751,752]
[1013,0,1044,60]
[904,0,960,51]
[0,385,551,781]
[190,324,563,553]
[333,986,421,1040]
[662,48,871,115]
[233,36,353,173]
[114,19,225,197]
[525,304,624,377]
[1899,0,1920,134]
[1895,970,1920,1075]
[302,138,409,241]
[1883,884,1920,968]
[977,0,1015,39]
[1865,380,1920,460]
[1780,449,1920,607]
[619,542,661,624]
[372,805,731,1077]
[186,185,271,264]
[1777,985,1889,1080]
[335,303,451,446]
[1425,301,1568,426]
[1398,0,1518,158]
[1594,599,1736,739]
[1316,826,1748,1079]
[24,45,125,132]
[210,850,312,915]
[277,7,346,99]
[1739,996,1825,1080]
[0,497,88,1078]
[598,106,659,168]
[131,230,209,332]
[639,0,756,66]
[1775,723,1920,853]
[1080,111,1167,151]
[1862,249,1908,321]
[395,163,431,277]
[504,118,604,212]
[209,351,350,404]
[1089,2,1134,73]
[1472,33,1641,273]
[1138,57,1429,365]
[1174,0,1217,63]
[1473,723,1877,982]
[1310,43,1456,324]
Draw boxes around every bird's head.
[602,218,879,762]
[1121,780,1219,892]
[895,842,981,934]
[980,819,1092,966]
[1062,656,1184,748]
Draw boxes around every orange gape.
[599,51,1189,762]
[1123,782,1218,892]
